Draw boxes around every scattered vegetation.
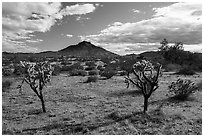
[69,69,87,76]
[164,63,181,72]
[52,65,62,76]
[88,70,99,76]
[175,68,196,75]
[13,65,26,76]
[100,67,115,79]
[85,75,98,83]
[168,78,199,100]
[159,38,202,72]
[2,80,12,92]
[196,80,202,91]
[2,68,13,76]
[2,39,202,135]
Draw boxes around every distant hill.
[58,41,119,58]
[3,41,119,59]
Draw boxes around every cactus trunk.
[40,95,46,113]
[143,96,148,113]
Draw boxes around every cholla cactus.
[125,60,162,113]
[18,61,54,112]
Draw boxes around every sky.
[2,2,202,55]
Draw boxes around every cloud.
[81,2,202,55]
[66,34,73,38]
[76,16,90,21]
[2,2,98,52]
[61,3,97,16]
[132,9,140,13]
[26,39,43,43]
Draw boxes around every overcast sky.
[2,2,202,55]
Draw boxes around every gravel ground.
[2,73,202,135]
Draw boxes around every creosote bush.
[2,80,12,92]
[2,69,13,76]
[100,67,115,79]
[176,67,196,75]
[85,75,98,83]
[69,69,86,76]
[168,78,198,100]
[88,70,99,76]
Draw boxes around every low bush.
[164,63,181,72]
[196,80,202,91]
[88,70,99,76]
[85,66,96,71]
[61,66,72,72]
[2,69,13,76]
[100,67,115,79]
[77,70,87,76]
[175,68,196,75]
[168,78,198,100]
[52,65,61,76]
[85,61,96,67]
[13,65,25,76]
[62,63,83,72]
[84,76,98,83]
[97,65,105,71]
[2,80,12,92]
[70,69,87,76]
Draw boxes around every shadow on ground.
[149,95,198,109]
[20,108,169,135]
[107,89,143,97]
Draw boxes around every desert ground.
[2,72,202,135]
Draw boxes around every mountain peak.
[58,41,119,58]
[78,41,92,46]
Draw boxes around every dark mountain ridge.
[3,41,119,58]
[58,41,119,58]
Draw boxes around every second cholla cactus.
[125,60,162,113]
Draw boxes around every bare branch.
[132,68,143,83]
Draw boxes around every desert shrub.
[2,80,12,92]
[100,67,115,79]
[70,62,83,70]
[164,63,181,72]
[61,65,72,71]
[97,65,105,71]
[52,65,61,76]
[88,70,99,76]
[77,70,87,76]
[2,69,13,76]
[85,75,98,83]
[69,69,87,76]
[85,66,96,71]
[85,61,96,67]
[168,78,198,100]
[13,65,26,76]
[196,80,202,91]
[176,67,196,75]
[69,69,80,76]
